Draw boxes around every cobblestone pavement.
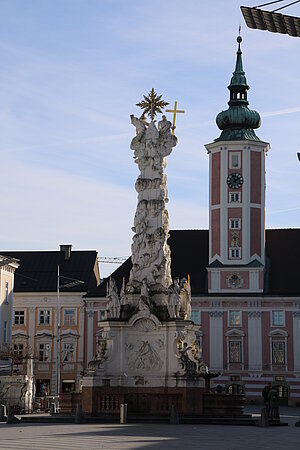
[0,406,299,450]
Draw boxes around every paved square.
[0,407,299,450]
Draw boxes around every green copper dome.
[215,36,261,142]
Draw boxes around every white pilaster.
[248,311,262,371]
[86,309,95,364]
[293,312,300,371]
[209,310,223,370]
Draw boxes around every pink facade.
[211,152,220,205]
[211,208,220,258]
[192,299,299,404]
[250,151,261,204]
[250,208,261,256]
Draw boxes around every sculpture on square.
[106,277,120,319]
[127,89,177,295]
[179,277,192,320]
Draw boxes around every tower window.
[229,248,241,259]
[229,153,241,169]
[229,219,240,229]
[4,281,9,304]
[229,192,241,203]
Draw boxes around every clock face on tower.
[227,172,244,189]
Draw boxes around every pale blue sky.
[0,1,299,277]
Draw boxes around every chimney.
[60,244,72,260]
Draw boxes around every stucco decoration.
[125,337,164,371]
[133,318,157,332]
[128,114,177,294]
[226,273,244,289]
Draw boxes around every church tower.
[205,36,270,293]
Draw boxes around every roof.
[85,228,300,298]
[1,250,100,293]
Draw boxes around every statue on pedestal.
[167,277,181,318]
[179,277,192,320]
[127,89,177,298]
[106,277,120,319]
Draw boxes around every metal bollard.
[50,402,57,414]
[120,403,127,424]
[0,404,7,421]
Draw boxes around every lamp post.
[55,265,61,410]
[241,3,300,163]
[55,266,84,410]
[241,2,300,37]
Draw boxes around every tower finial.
[215,35,261,142]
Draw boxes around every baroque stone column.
[128,115,177,293]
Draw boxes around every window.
[227,383,244,394]
[191,310,200,324]
[230,375,240,382]
[229,248,241,259]
[229,341,241,363]
[63,343,74,362]
[272,341,285,365]
[229,192,241,203]
[229,152,241,169]
[3,321,7,343]
[38,343,50,362]
[4,281,9,304]
[39,310,50,325]
[13,343,24,357]
[64,309,76,326]
[14,311,25,325]
[229,219,240,229]
[229,311,241,327]
[272,310,284,327]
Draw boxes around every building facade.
[0,255,19,348]
[2,245,100,396]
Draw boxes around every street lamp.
[241,2,300,37]
[55,266,84,410]
[241,2,300,163]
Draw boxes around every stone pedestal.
[82,308,207,416]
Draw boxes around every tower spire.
[215,35,261,142]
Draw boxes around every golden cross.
[166,101,185,135]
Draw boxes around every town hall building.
[85,36,300,405]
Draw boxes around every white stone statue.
[158,115,172,135]
[127,112,177,295]
[120,277,127,306]
[179,277,192,320]
[106,277,120,319]
[167,277,181,318]
[130,114,146,135]
[138,279,151,311]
